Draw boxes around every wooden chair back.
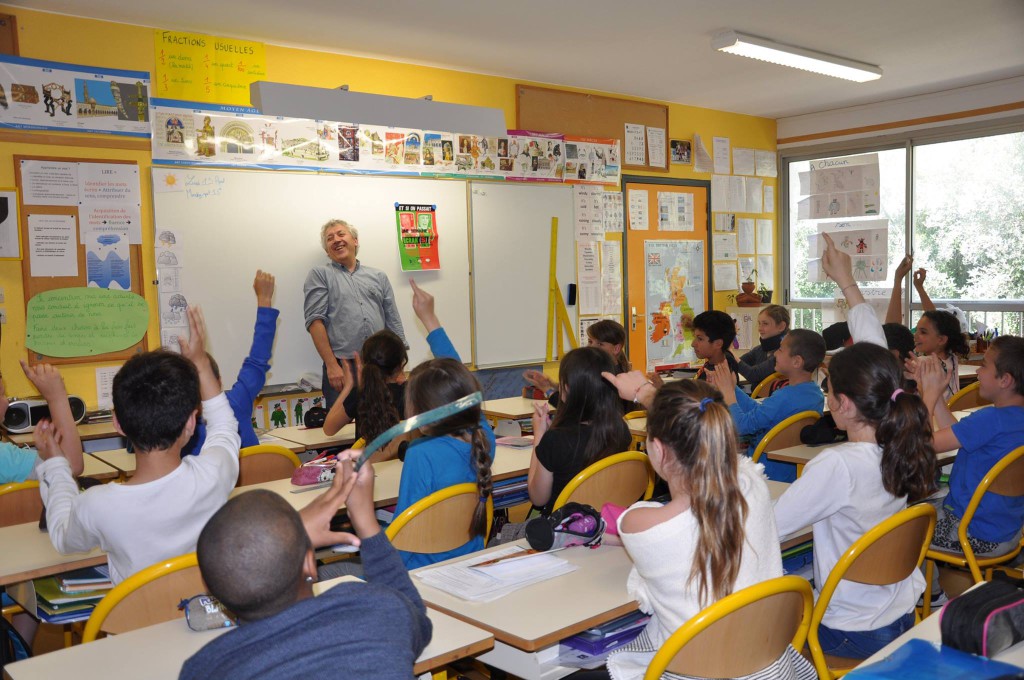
[553,451,653,512]
[237,444,301,486]
[986,445,1024,497]
[386,483,493,554]
[646,576,812,680]
[752,411,820,463]
[0,481,43,527]
[624,410,646,420]
[82,553,203,642]
[947,381,991,411]
[751,372,786,399]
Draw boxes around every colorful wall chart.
[395,203,440,272]
[154,30,267,106]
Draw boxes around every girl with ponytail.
[592,375,812,680]
[392,280,495,569]
[773,233,937,660]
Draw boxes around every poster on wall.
[395,203,440,272]
[806,219,889,282]
[506,130,565,182]
[644,240,705,371]
[798,153,880,219]
[563,136,621,186]
[154,30,266,106]
[0,55,150,137]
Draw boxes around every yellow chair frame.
[0,480,43,528]
[807,503,937,679]
[924,444,1024,615]
[552,451,654,512]
[237,444,302,486]
[624,410,646,420]
[82,552,202,643]
[386,483,494,554]
[751,372,786,399]
[946,380,991,411]
[751,411,821,467]
[352,437,366,449]
[644,576,813,680]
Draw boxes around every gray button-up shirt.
[303,260,407,358]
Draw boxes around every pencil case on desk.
[940,579,1024,657]
[291,455,337,486]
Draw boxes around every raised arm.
[21,361,84,476]
[229,270,279,407]
[886,255,912,324]
[602,370,656,410]
[914,269,937,312]
[821,233,886,348]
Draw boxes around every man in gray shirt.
[303,219,406,408]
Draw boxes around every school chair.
[624,410,646,421]
[0,481,43,528]
[946,380,992,411]
[552,451,654,512]
[386,483,494,554]
[644,575,813,680]
[352,438,366,449]
[236,444,302,487]
[807,503,937,679]
[751,412,821,474]
[923,444,1024,616]
[82,552,203,643]
[624,410,647,451]
[751,371,786,399]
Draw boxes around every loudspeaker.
[566,283,577,306]
[2,396,87,434]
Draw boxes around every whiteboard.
[152,168,471,386]
[470,182,576,367]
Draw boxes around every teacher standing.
[304,219,407,409]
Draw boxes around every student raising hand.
[821,232,866,308]
[602,369,656,410]
[410,278,440,332]
[253,270,276,308]
[706,361,739,405]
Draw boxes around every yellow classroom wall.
[0,5,777,404]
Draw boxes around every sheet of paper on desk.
[415,546,577,602]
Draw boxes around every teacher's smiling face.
[323,222,358,269]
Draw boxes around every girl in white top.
[774,234,937,660]
[591,377,815,680]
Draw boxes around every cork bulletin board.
[516,84,669,173]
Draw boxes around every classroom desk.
[267,422,357,451]
[2,577,495,680]
[482,397,547,425]
[4,421,121,449]
[626,416,647,439]
[857,585,1024,671]
[255,432,304,453]
[81,453,119,480]
[0,522,105,588]
[86,449,135,477]
[766,443,958,475]
[230,444,534,513]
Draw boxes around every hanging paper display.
[0,55,150,137]
[154,30,266,107]
[564,136,621,186]
[797,153,881,219]
[506,130,565,182]
[395,203,440,272]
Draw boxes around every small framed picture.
[670,139,692,165]
[0,188,22,260]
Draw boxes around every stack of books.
[33,567,113,624]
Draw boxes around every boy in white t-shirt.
[36,307,241,584]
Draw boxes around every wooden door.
[623,178,710,372]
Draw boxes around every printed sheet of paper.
[573,185,600,242]
[602,191,624,232]
[807,219,889,282]
[601,240,622,315]
[801,153,881,219]
[714,213,735,233]
[755,150,777,177]
[757,255,774,289]
[657,192,694,231]
[0,190,20,259]
[646,127,666,168]
[28,213,78,276]
[729,176,746,212]
[693,134,713,173]
[628,189,649,230]
[713,233,738,260]
[577,242,602,315]
[624,123,646,165]
[95,366,119,410]
[733,148,755,176]
[78,163,143,243]
[711,175,729,213]
[763,185,775,213]
[714,262,739,291]
[745,177,763,213]
[84,228,131,289]
[737,218,755,254]
[756,219,774,254]
[713,136,731,174]
[80,203,142,245]
[20,160,79,206]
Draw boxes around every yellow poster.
[154,30,267,106]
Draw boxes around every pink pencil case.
[291,454,337,486]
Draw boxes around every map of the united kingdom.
[645,240,705,370]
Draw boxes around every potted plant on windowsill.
[758,282,773,303]
[736,270,762,307]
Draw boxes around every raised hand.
[894,255,913,281]
[409,278,440,332]
[523,369,556,392]
[602,370,654,409]
[20,361,68,401]
[253,270,276,307]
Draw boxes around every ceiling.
[9,0,1024,118]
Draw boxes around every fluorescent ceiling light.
[712,30,882,83]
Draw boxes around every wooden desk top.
[255,433,304,453]
[482,397,547,421]
[766,480,813,550]
[414,540,637,652]
[627,417,647,437]
[88,449,135,475]
[82,454,119,479]
[6,421,120,447]
[3,580,493,680]
[0,522,105,587]
[267,422,357,451]
[766,443,958,467]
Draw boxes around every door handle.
[631,306,638,331]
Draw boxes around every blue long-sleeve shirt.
[393,327,496,569]
[182,306,279,457]
[730,380,824,482]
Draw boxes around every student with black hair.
[529,347,632,515]
[774,234,936,659]
[915,308,971,401]
[393,280,495,568]
[690,310,739,381]
[181,451,431,679]
[37,308,241,584]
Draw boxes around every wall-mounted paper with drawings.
[807,219,888,282]
[826,287,892,325]
[798,153,880,220]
